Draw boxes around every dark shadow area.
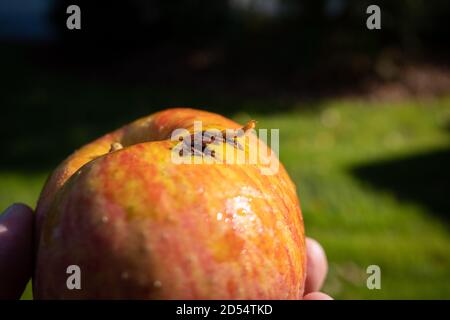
[351,147,450,222]
[18,0,450,100]
[1,0,450,172]
[0,43,315,172]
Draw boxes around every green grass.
[1,97,450,299]
[239,97,450,299]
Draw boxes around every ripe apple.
[33,108,306,299]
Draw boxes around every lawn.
[1,96,449,299]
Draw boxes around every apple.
[33,108,306,299]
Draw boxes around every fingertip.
[303,292,334,300]
[304,237,328,294]
[2,203,34,221]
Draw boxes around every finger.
[0,203,34,299]
[304,237,328,294]
[303,292,333,300]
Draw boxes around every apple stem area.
[109,142,124,152]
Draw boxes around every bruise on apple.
[177,120,257,159]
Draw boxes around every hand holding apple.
[0,204,330,299]
[3,108,328,299]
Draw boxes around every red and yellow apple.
[33,108,306,299]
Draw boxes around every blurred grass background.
[1,0,449,299]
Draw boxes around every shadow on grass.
[351,147,450,222]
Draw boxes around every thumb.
[0,203,34,299]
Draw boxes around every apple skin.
[34,108,306,299]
